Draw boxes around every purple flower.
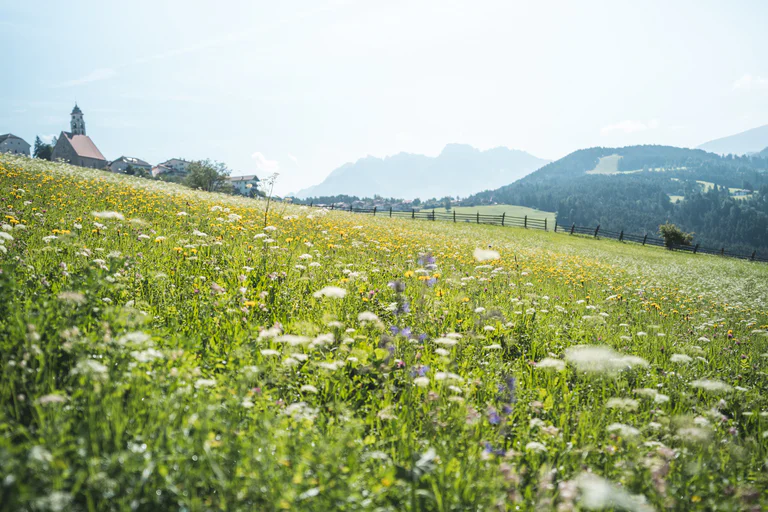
[426,277,437,287]
[418,333,427,342]
[400,327,412,338]
[410,365,430,377]
[488,408,501,425]
[400,301,411,314]
[389,326,400,336]
[483,442,505,456]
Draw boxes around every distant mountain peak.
[697,124,768,156]
[294,144,549,199]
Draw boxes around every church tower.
[70,104,86,135]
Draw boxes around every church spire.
[70,103,85,135]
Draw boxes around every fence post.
[389,207,392,218]
[524,215,528,228]
[544,218,547,231]
[642,234,647,245]
[619,230,624,241]
[350,204,353,212]
[570,224,575,235]
[594,225,600,238]
[310,201,313,207]
[554,220,558,232]
[476,212,480,224]
[501,213,505,226]
[331,204,335,210]
[752,251,756,261]
[721,247,725,256]
[453,211,456,223]
[693,244,699,254]
[432,209,435,221]
[373,206,377,216]
[412,208,415,219]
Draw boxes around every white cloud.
[601,119,660,135]
[732,73,768,90]
[251,152,280,172]
[54,68,117,88]
[288,154,298,163]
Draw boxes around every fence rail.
[305,203,768,263]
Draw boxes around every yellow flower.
[244,300,257,307]
[404,271,415,278]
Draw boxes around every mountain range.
[697,124,768,155]
[294,144,549,199]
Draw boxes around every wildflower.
[357,311,379,322]
[301,384,319,394]
[606,398,639,411]
[57,291,86,304]
[0,231,14,241]
[565,345,648,374]
[37,394,68,405]
[536,358,566,371]
[607,423,641,437]
[92,211,124,220]
[525,441,547,453]
[690,379,733,393]
[260,349,280,356]
[575,473,653,511]
[434,337,458,347]
[377,406,397,420]
[670,353,693,364]
[413,377,430,387]
[473,248,500,262]
[313,286,347,299]
[194,378,216,388]
[435,371,465,383]
[242,399,255,408]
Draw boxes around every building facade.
[0,134,31,156]
[109,156,152,174]
[227,175,260,196]
[51,105,107,169]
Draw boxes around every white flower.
[377,406,397,420]
[483,325,495,332]
[130,348,164,363]
[434,337,458,347]
[565,345,648,375]
[264,225,277,231]
[575,473,653,512]
[194,378,216,389]
[241,399,255,408]
[690,379,733,393]
[301,385,318,394]
[484,344,503,350]
[176,211,188,216]
[313,286,347,299]
[192,229,208,237]
[670,353,693,364]
[37,394,68,405]
[298,253,313,260]
[536,358,566,371]
[435,348,450,356]
[357,311,379,323]
[260,349,280,356]
[435,371,464,383]
[413,377,430,387]
[607,423,640,437]
[92,211,124,220]
[0,231,14,241]
[606,398,639,411]
[473,248,500,262]
[525,441,547,453]
[274,335,311,346]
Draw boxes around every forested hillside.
[462,146,768,253]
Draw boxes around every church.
[51,105,107,169]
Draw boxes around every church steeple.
[70,104,85,135]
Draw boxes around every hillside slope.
[463,145,768,252]
[295,144,549,199]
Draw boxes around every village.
[0,104,261,196]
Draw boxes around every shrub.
[658,222,693,248]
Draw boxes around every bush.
[658,222,694,248]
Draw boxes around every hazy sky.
[2,0,767,194]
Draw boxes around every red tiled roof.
[63,132,105,161]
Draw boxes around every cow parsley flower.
[313,286,347,299]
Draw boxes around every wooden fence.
[307,203,768,263]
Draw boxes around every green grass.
[451,204,556,224]
[1,154,768,511]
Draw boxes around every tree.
[442,196,452,211]
[658,222,694,248]
[33,136,53,160]
[185,159,232,192]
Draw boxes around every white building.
[109,156,152,174]
[160,158,191,174]
[227,175,260,196]
[0,134,31,156]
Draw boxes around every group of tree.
[32,136,54,160]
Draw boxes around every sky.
[2,0,768,195]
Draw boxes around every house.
[160,158,191,174]
[50,104,107,169]
[227,174,260,196]
[0,134,31,156]
[109,156,152,174]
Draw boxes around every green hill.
[463,145,768,253]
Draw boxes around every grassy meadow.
[449,205,556,225]
[1,154,768,511]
